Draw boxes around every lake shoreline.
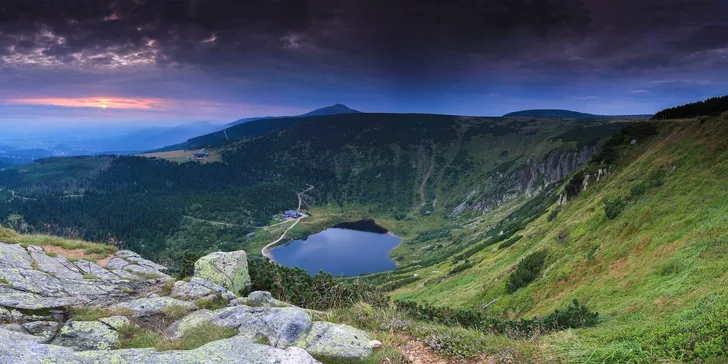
[270,219,402,276]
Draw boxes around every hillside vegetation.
[652,94,728,120]
[0,113,632,269]
[380,113,728,362]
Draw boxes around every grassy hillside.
[381,113,728,362]
[0,113,633,270]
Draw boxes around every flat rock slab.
[0,243,32,269]
[171,277,236,301]
[0,328,320,364]
[52,320,120,351]
[112,297,198,318]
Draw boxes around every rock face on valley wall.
[0,243,376,363]
[455,145,597,215]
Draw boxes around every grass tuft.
[157,323,237,351]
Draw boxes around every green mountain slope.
[504,109,651,119]
[383,112,728,362]
[0,113,630,268]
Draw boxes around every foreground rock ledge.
[0,328,318,364]
[0,244,377,363]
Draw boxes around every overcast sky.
[1,0,728,127]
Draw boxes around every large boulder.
[0,327,319,364]
[296,321,373,359]
[193,250,250,294]
[167,305,311,348]
[51,320,120,350]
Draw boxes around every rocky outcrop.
[296,321,373,359]
[167,300,375,359]
[171,277,236,301]
[456,145,597,214]
[0,243,379,362]
[0,328,318,364]
[112,297,198,318]
[0,243,170,311]
[51,320,121,350]
[193,250,251,294]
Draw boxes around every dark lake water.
[270,220,401,276]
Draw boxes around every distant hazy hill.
[651,95,728,120]
[504,109,650,119]
[223,104,361,128]
[158,104,361,152]
[0,145,53,165]
[93,122,220,152]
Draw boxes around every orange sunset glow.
[9,97,168,110]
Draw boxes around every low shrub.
[498,235,521,250]
[178,251,201,279]
[547,207,561,222]
[247,257,388,310]
[448,261,473,275]
[395,298,598,337]
[604,197,626,219]
[505,250,547,294]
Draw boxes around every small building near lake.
[283,210,301,218]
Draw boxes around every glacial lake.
[270,220,401,276]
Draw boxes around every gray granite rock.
[0,243,32,269]
[98,316,131,330]
[106,257,130,270]
[0,327,320,364]
[114,250,141,259]
[171,277,236,301]
[22,321,59,341]
[51,320,120,350]
[264,307,312,348]
[193,250,250,294]
[296,321,373,359]
[126,256,168,272]
[112,297,197,318]
[29,251,84,280]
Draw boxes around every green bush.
[604,197,626,219]
[547,207,561,222]
[565,172,586,199]
[448,261,473,275]
[395,298,598,337]
[630,182,647,198]
[505,250,547,294]
[178,251,201,279]
[498,235,521,250]
[246,257,388,310]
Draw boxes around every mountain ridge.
[222,103,361,128]
[504,109,651,119]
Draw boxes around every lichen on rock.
[193,250,251,294]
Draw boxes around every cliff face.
[455,146,598,214]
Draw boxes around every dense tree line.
[651,95,728,120]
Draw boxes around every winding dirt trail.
[261,185,314,259]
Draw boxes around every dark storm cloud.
[1,0,727,118]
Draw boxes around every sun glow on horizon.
[8,97,168,110]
